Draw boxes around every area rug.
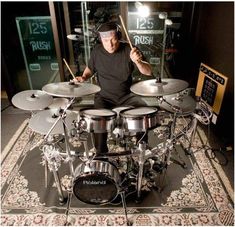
[1,118,234,226]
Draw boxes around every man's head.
[97,22,121,53]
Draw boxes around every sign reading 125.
[136,17,154,29]
[28,21,48,35]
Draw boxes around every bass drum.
[73,160,121,205]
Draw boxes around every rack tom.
[120,107,160,132]
[79,108,117,133]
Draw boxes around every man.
[75,21,152,154]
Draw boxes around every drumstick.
[63,58,76,80]
[119,15,142,64]
[119,15,133,49]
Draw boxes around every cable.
[204,146,229,166]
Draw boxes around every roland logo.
[83,180,106,185]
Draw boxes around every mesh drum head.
[82,109,115,117]
[122,107,157,116]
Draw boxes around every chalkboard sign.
[128,12,164,32]
[16,16,60,89]
[127,12,165,77]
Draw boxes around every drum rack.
[11,79,208,226]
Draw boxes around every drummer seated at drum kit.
[74,21,152,155]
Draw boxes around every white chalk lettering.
[30,41,51,52]
[133,35,154,45]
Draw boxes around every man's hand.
[73,76,86,83]
[130,47,143,63]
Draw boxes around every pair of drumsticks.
[63,15,134,77]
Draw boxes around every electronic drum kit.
[12,78,199,225]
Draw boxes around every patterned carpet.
[1,118,234,226]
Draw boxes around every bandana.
[99,30,116,38]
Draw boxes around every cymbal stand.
[64,177,74,226]
[133,139,174,198]
[37,98,75,203]
[25,110,42,152]
[157,96,187,168]
[41,144,67,204]
[43,97,75,176]
[136,141,146,200]
[119,190,132,226]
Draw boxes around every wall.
[193,2,234,144]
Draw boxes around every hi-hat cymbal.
[131,79,189,97]
[12,90,53,111]
[42,82,101,98]
[159,94,196,114]
[28,109,78,135]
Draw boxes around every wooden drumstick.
[119,15,133,49]
[119,15,143,64]
[63,58,76,80]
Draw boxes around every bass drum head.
[73,161,120,205]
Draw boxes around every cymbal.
[67,34,82,41]
[130,79,189,97]
[159,94,196,114]
[42,82,101,98]
[67,34,95,42]
[28,109,78,135]
[12,90,53,111]
[47,98,69,110]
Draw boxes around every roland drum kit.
[12,77,204,225]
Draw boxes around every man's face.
[100,32,119,54]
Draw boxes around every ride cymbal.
[130,79,189,97]
[12,90,53,111]
[42,82,101,98]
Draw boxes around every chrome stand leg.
[52,169,67,205]
[185,117,198,155]
[137,162,144,199]
[170,113,187,169]
[44,160,48,188]
[65,188,73,226]
[136,141,146,201]
[120,191,132,226]
[62,122,74,177]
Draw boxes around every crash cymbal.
[28,109,78,135]
[131,79,189,97]
[42,82,101,98]
[47,98,69,110]
[12,90,53,111]
[159,94,196,114]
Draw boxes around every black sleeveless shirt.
[88,42,134,102]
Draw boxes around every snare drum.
[79,108,117,133]
[120,107,159,132]
[73,160,121,205]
